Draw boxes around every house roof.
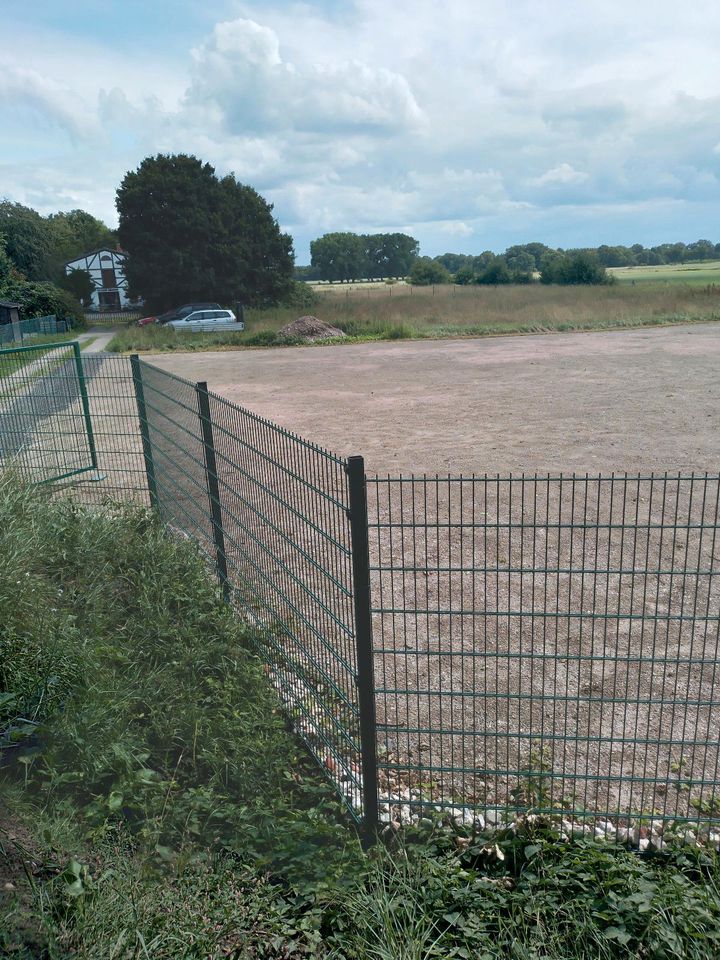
[65,247,127,268]
[0,300,21,308]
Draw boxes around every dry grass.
[110,283,720,354]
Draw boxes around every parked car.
[168,308,242,331]
[137,303,222,327]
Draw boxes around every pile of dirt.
[278,315,346,343]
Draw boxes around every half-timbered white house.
[64,248,136,311]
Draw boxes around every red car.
[137,314,157,327]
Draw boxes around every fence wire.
[367,474,720,825]
[2,342,720,831]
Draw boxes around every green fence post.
[346,454,379,838]
[72,340,98,471]
[196,381,230,602]
[130,354,158,509]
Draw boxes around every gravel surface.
[145,322,720,475]
[142,324,720,819]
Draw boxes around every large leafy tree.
[0,201,52,280]
[116,154,294,310]
[311,231,418,281]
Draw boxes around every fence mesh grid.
[2,342,720,830]
[134,360,364,816]
[367,474,720,825]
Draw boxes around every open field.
[143,324,720,819]
[109,280,720,353]
[145,321,720,475]
[5,324,720,823]
[609,259,720,285]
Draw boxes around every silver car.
[168,308,243,332]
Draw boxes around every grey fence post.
[130,354,158,510]
[196,381,230,603]
[72,341,99,472]
[346,454,379,836]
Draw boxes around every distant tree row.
[299,236,720,287]
[309,232,419,282]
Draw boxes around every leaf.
[107,791,124,811]
[443,912,461,926]
[524,844,540,859]
[604,926,632,945]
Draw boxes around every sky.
[1,0,719,263]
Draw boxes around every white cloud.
[0,63,99,139]
[185,17,424,135]
[530,163,590,187]
[440,221,474,237]
[3,1,720,257]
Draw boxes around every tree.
[453,265,475,285]
[366,233,418,277]
[540,250,609,285]
[0,201,52,280]
[476,256,511,285]
[116,154,294,310]
[409,257,451,285]
[1,278,83,326]
[310,233,368,282]
[310,231,418,280]
[59,268,95,307]
[0,235,13,287]
[46,210,117,277]
[435,252,472,274]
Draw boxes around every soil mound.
[278,315,346,343]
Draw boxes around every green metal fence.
[1,340,719,836]
[0,314,68,345]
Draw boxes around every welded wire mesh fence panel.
[367,474,720,827]
[69,354,148,502]
[202,388,363,816]
[0,345,148,498]
[0,342,96,484]
[134,361,215,554]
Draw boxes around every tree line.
[299,235,720,286]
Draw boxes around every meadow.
[108,280,720,353]
[609,259,720,285]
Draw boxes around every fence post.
[72,340,99,472]
[130,353,158,510]
[196,381,231,603]
[346,454,379,837]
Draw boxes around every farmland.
[108,277,720,354]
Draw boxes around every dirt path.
[145,322,720,475]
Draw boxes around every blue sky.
[1,0,719,263]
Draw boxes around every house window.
[100,255,117,288]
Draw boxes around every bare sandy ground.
[146,323,720,476]
[143,325,720,820]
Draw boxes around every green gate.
[0,341,98,484]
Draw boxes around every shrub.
[409,257,452,285]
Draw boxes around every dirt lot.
[145,326,720,822]
[146,322,720,475]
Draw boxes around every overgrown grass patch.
[2,479,720,958]
[107,283,720,354]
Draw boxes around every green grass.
[0,336,78,376]
[2,480,720,958]
[610,259,720,285]
[108,283,720,354]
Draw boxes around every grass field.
[109,281,720,353]
[609,259,720,285]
